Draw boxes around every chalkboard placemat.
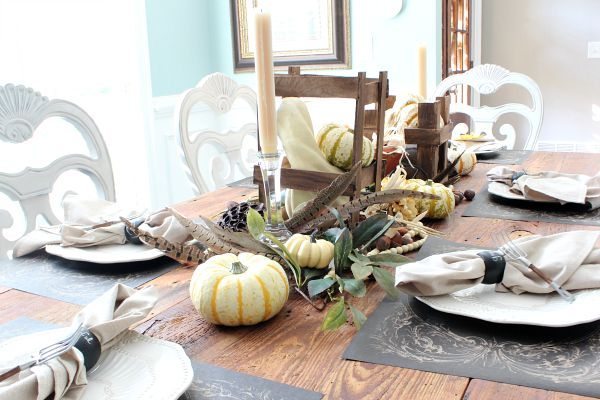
[462,187,600,226]
[226,176,257,189]
[343,293,600,398]
[477,150,532,165]
[0,250,178,305]
[180,362,323,400]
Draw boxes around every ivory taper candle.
[417,44,427,98]
[254,8,277,154]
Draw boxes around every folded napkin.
[0,284,158,400]
[487,166,600,210]
[12,196,190,257]
[395,231,600,296]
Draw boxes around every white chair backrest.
[434,64,543,150]
[175,73,257,195]
[0,84,115,259]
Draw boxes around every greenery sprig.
[247,208,410,331]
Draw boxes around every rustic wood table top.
[1,151,599,400]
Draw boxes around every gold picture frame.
[230,0,350,72]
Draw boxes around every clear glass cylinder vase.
[257,151,292,243]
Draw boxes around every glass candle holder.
[257,151,292,243]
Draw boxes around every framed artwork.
[230,0,350,72]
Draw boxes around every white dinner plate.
[0,329,193,400]
[45,243,164,264]
[470,141,507,155]
[416,285,600,327]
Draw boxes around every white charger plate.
[471,141,507,155]
[0,329,193,399]
[416,285,600,327]
[45,244,164,264]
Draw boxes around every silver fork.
[494,232,575,303]
[0,323,84,382]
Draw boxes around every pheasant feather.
[284,162,361,231]
[295,189,439,233]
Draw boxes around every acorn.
[391,232,404,246]
[401,234,414,245]
[397,227,409,236]
[376,236,392,251]
[464,190,476,201]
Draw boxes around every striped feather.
[285,162,360,231]
[295,189,440,233]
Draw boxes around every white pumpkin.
[448,141,478,176]
[189,253,289,326]
[285,233,334,269]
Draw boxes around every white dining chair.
[0,84,115,259]
[434,64,543,150]
[174,73,258,195]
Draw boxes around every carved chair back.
[434,64,543,150]
[0,84,115,259]
[174,73,258,195]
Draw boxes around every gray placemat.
[0,317,59,342]
[462,187,600,226]
[226,176,257,189]
[476,150,532,164]
[180,361,323,400]
[343,293,600,399]
[0,250,177,305]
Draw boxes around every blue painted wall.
[146,0,442,98]
[145,0,212,97]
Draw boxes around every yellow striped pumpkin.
[397,179,455,219]
[189,253,289,326]
[316,123,374,170]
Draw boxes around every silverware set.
[494,231,575,303]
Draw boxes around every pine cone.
[217,201,265,232]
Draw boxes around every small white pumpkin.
[316,123,375,170]
[285,233,334,269]
[396,179,455,219]
[448,141,478,176]
[189,253,289,326]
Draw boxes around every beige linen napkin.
[394,231,600,296]
[12,196,190,257]
[487,166,600,209]
[0,284,158,400]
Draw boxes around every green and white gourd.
[317,123,375,171]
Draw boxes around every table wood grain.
[1,152,598,400]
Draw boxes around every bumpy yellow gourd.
[189,253,289,326]
[316,123,375,170]
[285,233,334,269]
[397,179,455,219]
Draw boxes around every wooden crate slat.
[274,75,381,104]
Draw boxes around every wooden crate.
[254,66,391,212]
[404,95,453,180]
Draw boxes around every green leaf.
[308,278,335,298]
[327,206,346,229]
[343,279,367,297]
[368,253,412,267]
[360,219,396,250]
[372,267,400,300]
[334,228,352,275]
[321,297,347,331]
[323,227,342,244]
[246,208,265,239]
[349,304,367,330]
[303,268,328,281]
[352,213,389,248]
[351,262,374,280]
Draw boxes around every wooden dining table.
[1,151,599,400]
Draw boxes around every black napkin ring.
[74,328,101,371]
[124,216,145,245]
[477,250,506,284]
